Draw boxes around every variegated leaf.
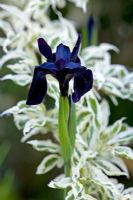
[27,140,60,153]
[36,154,62,174]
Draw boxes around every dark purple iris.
[26,34,93,105]
[88,15,95,46]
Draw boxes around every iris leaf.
[68,100,76,150]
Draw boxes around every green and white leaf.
[49,175,72,189]
[113,146,133,160]
[27,140,60,153]
[0,74,32,86]
[36,154,63,174]
[69,0,89,12]
[96,158,128,177]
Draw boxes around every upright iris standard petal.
[38,38,53,61]
[56,44,71,64]
[71,34,81,62]
[72,69,93,103]
[26,67,47,105]
[75,56,81,64]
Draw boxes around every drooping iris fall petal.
[26,67,47,105]
[72,69,93,103]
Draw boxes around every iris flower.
[88,15,95,46]
[26,34,93,105]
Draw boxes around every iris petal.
[39,62,57,75]
[38,38,53,61]
[65,61,82,69]
[26,67,47,105]
[55,59,65,70]
[72,69,93,103]
[75,56,81,64]
[56,44,71,64]
[71,34,81,62]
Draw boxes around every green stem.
[58,95,72,163]
[82,25,88,48]
[58,95,77,199]
[58,95,72,199]
[64,160,71,199]
[64,160,71,177]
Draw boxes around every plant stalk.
[58,95,72,199]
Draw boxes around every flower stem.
[58,95,72,163]
[58,95,72,199]
[64,161,71,199]
[58,95,77,199]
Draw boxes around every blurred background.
[0,0,133,199]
